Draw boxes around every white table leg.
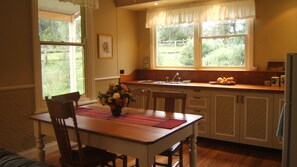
[138,154,153,167]
[189,122,198,167]
[33,121,46,162]
[35,134,46,162]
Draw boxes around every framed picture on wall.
[97,34,112,58]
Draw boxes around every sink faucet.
[171,72,180,82]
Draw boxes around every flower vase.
[110,106,122,117]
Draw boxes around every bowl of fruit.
[209,77,236,85]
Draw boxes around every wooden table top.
[30,104,202,144]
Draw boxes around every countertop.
[123,80,284,93]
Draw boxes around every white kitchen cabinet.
[185,88,211,138]
[125,82,282,148]
[211,91,240,142]
[211,90,274,147]
[273,93,284,149]
[240,92,274,147]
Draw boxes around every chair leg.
[136,158,139,167]
[179,146,183,167]
[113,159,117,167]
[168,155,173,167]
[122,155,128,167]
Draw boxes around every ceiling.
[117,0,208,11]
[38,0,209,14]
[38,0,80,15]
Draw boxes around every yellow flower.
[113,93,121,99]
[108,97,113,103]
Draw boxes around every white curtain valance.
[146,0,255,28]
[59,0,99,9]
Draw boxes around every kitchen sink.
[137,80,191,85]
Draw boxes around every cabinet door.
[273,93,284,149]
[211,91,240,142]
[240,92,273,147]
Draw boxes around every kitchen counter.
[123,80,284,93]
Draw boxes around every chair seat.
[70,146,117,166]
[159,142,182,156]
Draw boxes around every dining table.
[30,103,202,167]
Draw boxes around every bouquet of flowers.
[98,82,134,109]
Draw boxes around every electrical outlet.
[120,69,125,74]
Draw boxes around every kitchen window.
[153,19,253,69]
[32,0,95,112]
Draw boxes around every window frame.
[151,18,254,70]
[32,0,96,113]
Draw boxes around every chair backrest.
[128,89,150,109]
[52,91,80,108]
[45,97,85,166]
[152,91,187,113]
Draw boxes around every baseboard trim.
[17,142,59,160]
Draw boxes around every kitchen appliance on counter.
[282,53,297,167]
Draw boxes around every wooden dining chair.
[128,89,150,109]
[127,88,151,167]
[52,91,81,108]
[152,91,187,167]
[45,97,118,167]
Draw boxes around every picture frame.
[97,34,112,58]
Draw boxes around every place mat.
[75,107,186,129]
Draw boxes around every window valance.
[146,0,255,28]
[59,0,99,9]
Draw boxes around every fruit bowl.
[210,77,236,85]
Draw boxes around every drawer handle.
[193,89,201,92]
[193,97,201,99]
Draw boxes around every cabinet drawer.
[187,96,210,110]
[185,89,210,96]
[198,122,210,137]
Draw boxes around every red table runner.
[75,107,186,129]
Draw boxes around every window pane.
[202,20,246,37]
[41,45,85,97]
[39,16,81,43]
[38,0,81,43]
[202,36,245,67]
[156,24,194,66]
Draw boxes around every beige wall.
[93,0,118,77]
[117,9,138,75]
[254,0,297,70]
[93,0,138,77]
[136,0,297,71]
[0,0,36,152]
[0,0,34,87]
[137,11,150,68]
